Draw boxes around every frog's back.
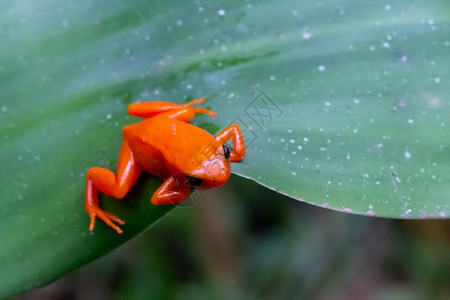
[123,117,217,176]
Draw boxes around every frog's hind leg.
[85,140,142,233]
[127,98,216,119]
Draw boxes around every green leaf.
[1,0,449,297]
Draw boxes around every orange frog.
[85,98,246,233]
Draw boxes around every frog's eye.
[223,145,230,159]
[186,175,203,187]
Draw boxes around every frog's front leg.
[151,176,191,205]
[85,140,142,233]
[215,124,246,162]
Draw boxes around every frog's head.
[185,145,232,190]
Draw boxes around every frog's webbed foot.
[87,206,125,234]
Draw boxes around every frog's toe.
[102,211,125,225]
[89,209,124,234]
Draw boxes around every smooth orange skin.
[85,98,246,233]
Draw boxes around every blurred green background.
[17,176,449,300]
